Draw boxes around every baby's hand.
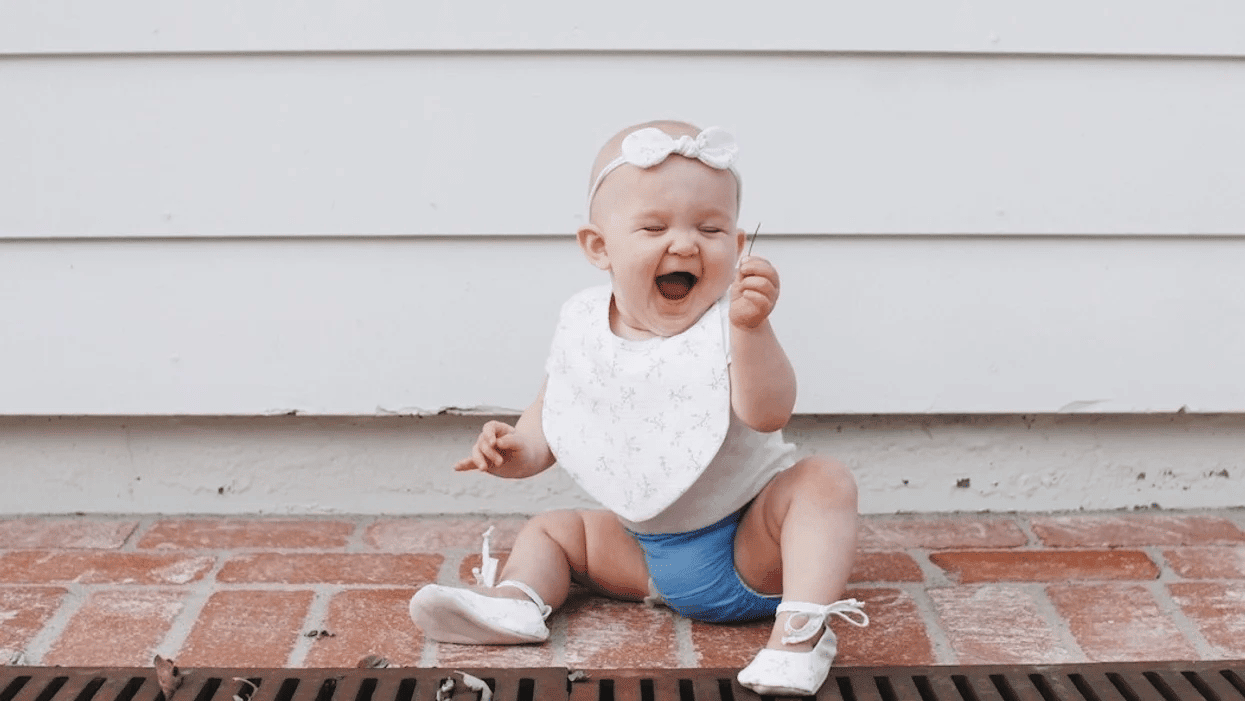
[453,420,527,474]
[730,256,780,329]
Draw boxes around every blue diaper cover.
[629,506,780,623]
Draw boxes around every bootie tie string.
[778,598,869,644]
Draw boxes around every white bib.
[542,285,732,522]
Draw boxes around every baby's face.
[588,156,745,339]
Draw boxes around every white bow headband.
[587,126,741,210]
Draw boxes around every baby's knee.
[524,509,589,544]
[790,456,858,504]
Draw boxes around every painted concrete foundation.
[1,413,1239,515]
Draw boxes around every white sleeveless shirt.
[542,285,797,533]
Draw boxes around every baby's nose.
[667,228,698,254]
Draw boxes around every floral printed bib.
[542,285,731,522]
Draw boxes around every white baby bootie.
[409,579,552,644]
[737,598,869,696]
[408,526,552,644]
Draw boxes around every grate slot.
[914,676,940,701]
[1223,673,1245,700]
[1179,672,1234,701]
[887,675,927,701]
[32,677,69,701]
[1,678,32,701]
[313,678,338,701]
[847,675,887,701]
[1111,673,1171,701]
[1151,672,1220,701]
[921,674,965,701]
[1145,673,1186,701]
[358,675,405,701]
[990,676,1023,701]
[187,677,223,701]
[111,678,148,701]
[1035,673,1087,701]
[958,674,1007,701]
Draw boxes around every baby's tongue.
[656,272,695,300]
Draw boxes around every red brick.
[217,553,440,585]
[0,587,68,656]
[0,551,215,585]
[301,589,423,668]
[1164,546,1245,579]
[834,588,935,666]
[930,550,1159,583]
[690,618,772,668]
[44,589,185,667]
[458,552,512,585]
[0,518,138,549]
[178,590,313,667]
[688,588,935,667]
[139,518,354,550]
[433,640,555,668]
[563,594,678,668]
[1169,582,1245,658]
[1047,583,1198,661]
[929,585,1079,664]
[1033,514,1245,548]
[365,517,527,552]
[850,552,924,583]
[858,517,1027,550]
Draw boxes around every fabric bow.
[620,126,738,171]
[587,126,741,208]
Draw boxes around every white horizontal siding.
[2,235,1241,415]
[3,3,1243,417]
[3,1,1244,56]
[3,54,1243,239]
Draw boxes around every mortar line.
[1144,545,1221,660]
[154,549,230,659]
[17,583,89,664]
[672,615,697,667]
[287,585,338,666]
[1027,581,1088,663]
[902,580,959,665]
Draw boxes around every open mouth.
[655,272,698,300]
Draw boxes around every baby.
[410,120,866,696]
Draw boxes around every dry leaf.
[356,655,391,669]
[434,676,456,701]
[231,677,259,701]
[153,655,183,699]
[455,672,492,701]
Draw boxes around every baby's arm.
[453,378,556,478]
[729,256,797,433]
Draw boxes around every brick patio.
[2,510,1243,669]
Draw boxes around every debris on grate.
[356,655,392,669]
[152,655,182,699]
[1,661,1242,701]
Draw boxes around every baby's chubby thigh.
[733,455,860,596]
[520,508,653,602]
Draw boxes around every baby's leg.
[734,455,859,650]
[410,509,651,645]
[498,508,652,607]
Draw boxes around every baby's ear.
[735,227,747,257]
[577,225,611,271]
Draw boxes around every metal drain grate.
[3,662,1242,701]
